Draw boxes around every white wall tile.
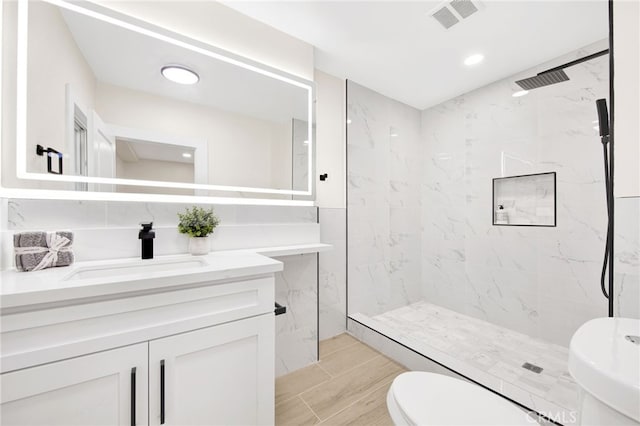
[319,207,346,339]
[348,40,616,349]
[419,40,611,346]
[347,81,423,317]
[274,253,318,376]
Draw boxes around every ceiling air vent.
[432,7,459,29]
[430,0,482,29]
[450,0,479,19]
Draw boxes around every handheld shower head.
[595,98,613,307]
[596,99,610,138]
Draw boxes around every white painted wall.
[1,1,96,190]
[314,70,346,208]
[613,0,640,197]
[116,158,194,196]
[614,197,640,319]
[96,82,293,191]
[270,120,293,191]
[95,1,314,82]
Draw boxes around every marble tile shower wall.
[274,252,318,376]
[615,197,640,319]
[347,81,423,317]
[318,207,347,339]
[1,199,319,376]
[421,40,611,346]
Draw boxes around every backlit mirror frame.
[8,0,315,204]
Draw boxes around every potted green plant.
[177,206,220,255]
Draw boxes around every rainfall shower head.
[514,49,609,92]
[515,70,570,90]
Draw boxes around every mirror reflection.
[21,0,313,196]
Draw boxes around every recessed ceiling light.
[464,54,484,66]
[161,66,199,85]
[390,133,399,137]
[182,152,192,158]
[512,90,529,98]
[303,140,309,145]
[346,119,352,124]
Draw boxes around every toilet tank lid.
[389,372,534,425]
[569,317,640,422]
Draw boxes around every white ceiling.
[223,0,608,109]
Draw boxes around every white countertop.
[1,243,332,310]
[1,251,283,310]
[234,243,333,257]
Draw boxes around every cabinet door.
[149,314,275,426]
[1,343,148,426]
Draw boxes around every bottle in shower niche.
[495,205,509,225]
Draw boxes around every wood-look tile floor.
[275,334,407,425]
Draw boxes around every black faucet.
[139,222,155,260]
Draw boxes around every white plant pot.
[188,236,210,255]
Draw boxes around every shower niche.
[492,172,556,227]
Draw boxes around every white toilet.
[387,372,536,426]
[569,317,640,426]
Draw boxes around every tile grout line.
[297,395,322,424]
[275,365,332,407]
[316,376,399,424]
[299,355,401,422]
[294,355,385,408]
[319,353,384,380]
[319,339,361,359]
[315,362,334,378]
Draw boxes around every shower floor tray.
[349,301,580,424]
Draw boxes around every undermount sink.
[64,257,209,281]
[569,317,640,423]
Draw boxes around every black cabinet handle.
[160,360,164,425]
[274,302,287,316]
[130,367,136,426]
[160,360,165,424]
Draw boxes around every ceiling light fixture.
[512,90,529,98]
[182,152,192,158]
[161,66,199,85]
[464,54,484,66]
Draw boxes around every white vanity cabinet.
[1,315,274,426]
[0,253,281,426]
[149,314,274,426]
[0,343,148,426]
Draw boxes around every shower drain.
[522,362,544,374]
